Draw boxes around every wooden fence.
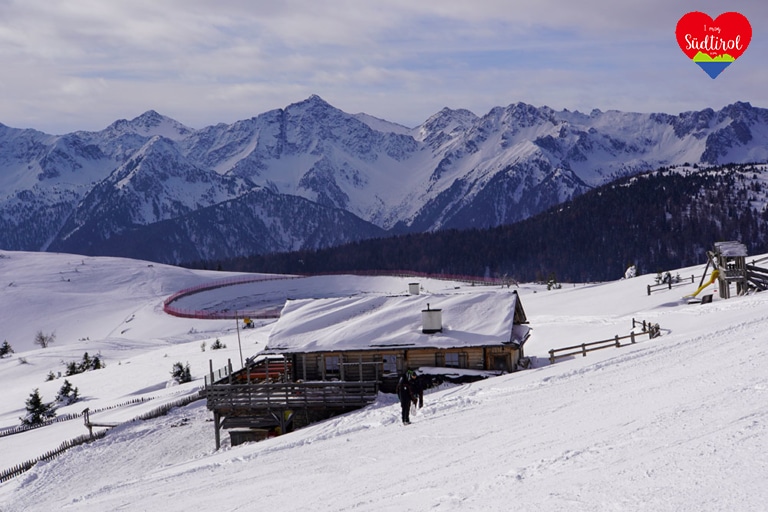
[0,411,82,438]
[548,319,661,364]
[647,275,695,295]
[0,430,108,483]
[0,396,158,439]
[0,389,199,439]
[0,394,201,483]
[205,381,378,414]
[746,264,768,292]
[205,363,234,387]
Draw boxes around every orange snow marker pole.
[686,269,720,298]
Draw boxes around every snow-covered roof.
[262,291,529,354]
[714,241,748,257]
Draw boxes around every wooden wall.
[289,344,521,384]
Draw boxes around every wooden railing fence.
[0,394,201,483]
[0,388,199,439]
[548,319,661,364]
[205,381,378,413]
[746,264,768,292]
[0,431,108,483]
[647,275,695,295]
[0,411,82,437]
[205,363,234,387]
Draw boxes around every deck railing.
[548,319,661,364]
[205,381,378,413]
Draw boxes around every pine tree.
[171,362,192,384]
[56,379,80,406]
[80,352,93,372]
[21,388,56,426]
[0,340,13,358]
[65,360,80,376]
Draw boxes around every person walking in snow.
[396,370,418,424]
[411,373,425,409]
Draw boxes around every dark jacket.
[396,374,415,402]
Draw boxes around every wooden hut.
[203,290,531,448]
[260,290,531,392]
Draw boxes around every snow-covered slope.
[3,97,768,262]
[1,250,768,511]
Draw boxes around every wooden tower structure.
[709,241,748,299]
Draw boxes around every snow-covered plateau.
[0,250,767,511]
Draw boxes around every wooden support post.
[647,285,651,296]
[235,312,243,369]
[630,331,636,344]
[214,411,221,450]
[614,335,620,348]
[582,343,587,357]
[82,408,93,439]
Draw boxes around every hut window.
[444,352,468,368]
[382,355,397,374]
[493,355,509,371]
[325,355,340,375]
[445,353,460,367]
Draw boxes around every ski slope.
[1,250,767,511]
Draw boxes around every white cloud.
[0,0,765,132]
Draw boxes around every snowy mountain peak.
[718,101,762,124]
[417,107,479,145]
[102,110,192,140]
[286,94,335,116]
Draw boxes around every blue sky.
[0,0,766,134]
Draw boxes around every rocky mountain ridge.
[1,96,767,264]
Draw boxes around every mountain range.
[230,162,768,282]
[1,95,767,264]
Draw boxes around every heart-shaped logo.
[675,11,752,79]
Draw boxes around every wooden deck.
[204,380,379,449]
